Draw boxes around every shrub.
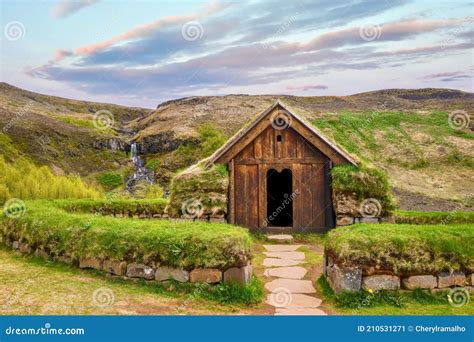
[0,200,251,270]
[198,123,227,157]
[0,156,101,203]
[97,172,123,190]
[325,223,474,275]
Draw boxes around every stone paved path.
[263,236,327,316]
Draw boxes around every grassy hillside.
[0,83,472,210]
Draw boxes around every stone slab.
[189,268,222,283]
[402,275,437,290]
[437,272,466,288]
[326,264,361,293]
[266,293,321,308]
[223,264,252,285]
[263,251,305,260]
[275,308,327,316]
[263,245,302,252]
[264,266,307,279]
[362,275,400,291]
[155,267,189,282]
[267,234,293,241]
[265,279,316,294]
[263,258,302,267]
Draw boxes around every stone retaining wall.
[324,255,472,293]
[6,240,252,286]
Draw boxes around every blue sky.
[1,0,473,108]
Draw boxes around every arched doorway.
[266,168,293,227]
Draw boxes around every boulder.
[362,275,400,290]
[189,268,222,283]
[358,217,379,224]
[126,263,155,280]
[402,275,437,289]
[437,272,466,288]
[223,264,253,285]
[79,258,102,270]
[155,267,189,282]
[12,241,19,250]
[326,264,361,293]
[103,260,127,276]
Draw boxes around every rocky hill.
[0,83,472,211]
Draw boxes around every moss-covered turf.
[55,198,168,217]
[316,275,474,315]
[325,223,474,275]
[394,210,474,225]
[0,200,251,270]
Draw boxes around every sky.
[1,0,473,108]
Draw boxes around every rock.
[103,260,127,276]
[12,241,19,250]
[126,263,155,280]
[34,249,49,259]
[336,216,355,226]
[265,279,316,294]
[263,251,305,260]
[79,258,102,270]
[362,275,400,290]
[469,274,474,286]
[189,268,222,283]
[18,242,32,254]
[155,267,190,282]
[402,275,437,289]
[358,217,379,224]
[264,266,307,279]
[266,293,321,309]
[275,308,327,316]
[209,217,226,223]
[334,192,359,216]
[263,258,302,267]
[267,234,293,241]
[263,244,302,252]
[223,264,252,285]
[437,272,466,288]
[57,255,74,265]
[326,264,361,293]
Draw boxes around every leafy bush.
[395,210,474,225]
[325,223,474,275]
[198,123,227,157]
[97,172,123,190]
[0,200,251,270]
[0,156,101,204]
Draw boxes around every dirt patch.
[393,187,473,212]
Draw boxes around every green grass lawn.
[395,210,474,225]
[317,276,474,315]
[0,246,264,315]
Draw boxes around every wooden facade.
[210,101,357,232]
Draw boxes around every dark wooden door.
[234,164,259,229]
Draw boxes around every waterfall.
[126,142,155,191]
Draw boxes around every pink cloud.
[52,0,99,19]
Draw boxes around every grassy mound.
[394,210,474,225]
[0,200,251,270]
[325,223,474,275]
[331,164,393,216]
[55,199,168,217]
[167,162,228,218]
